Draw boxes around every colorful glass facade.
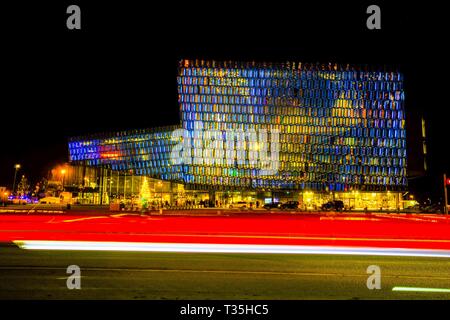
[68,125,183,182]
[69,60,407,193]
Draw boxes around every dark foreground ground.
[1,247,449,300]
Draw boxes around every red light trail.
[1,212,450,253]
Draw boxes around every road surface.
[1,247,449,299]
[1,212,450,299]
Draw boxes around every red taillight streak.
[1,213,450,251]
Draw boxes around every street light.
[158,181,163,207]
[444,173,449,215]
[61,169,66,192]
[12,164,21,196]
[1,192,8,206]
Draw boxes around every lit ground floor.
[59,173,412,211]
[52,164,414,210]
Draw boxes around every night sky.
[1,2,449,200]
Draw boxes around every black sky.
[1,1,449,199]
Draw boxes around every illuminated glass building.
[68,60,408,210]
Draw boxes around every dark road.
[1,212,450,299]
[1,246,449,300]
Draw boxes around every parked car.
[420,203,444,213]
[280,201,299,209]
[321,200,345,212]
[229,201,249,209]
[403,204,421,213]
[263,202,281,209]
[12,198,28,205]
[38,197,61,204]
[11,196,30,205]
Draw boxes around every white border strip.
[12,240,450,258]
[392,286,450,293]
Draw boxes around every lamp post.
[2,192,8,205]
[158,181,163,208]
[12,164,21,196]
[444,173,449,215]
[130,169,134,207]
[61,169,66,192]
[123,171,127,200]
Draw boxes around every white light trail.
[392,287,450,293]
[12,240,450,258]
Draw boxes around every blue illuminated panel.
[68,126,183,181]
